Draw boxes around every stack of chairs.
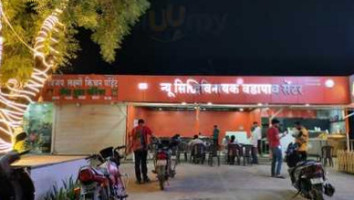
[241,144,253,166]
[207,144,220,166]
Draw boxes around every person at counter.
[267,118,287,179]
[294,121,309,161]
[128,119,153,184]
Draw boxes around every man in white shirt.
[250,122,262,164]
[188,135,205,147]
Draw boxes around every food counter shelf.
[308,134,346,156]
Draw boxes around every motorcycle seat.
[295,160,318,167]
[91,168,105,176]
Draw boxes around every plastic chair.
[177,142,188,162]
[241,144,253,166]
[227,144,241,165]
[321,145,334,167]
[208,144,220,166]
[191,143,206,164]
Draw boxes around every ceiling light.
[257,103,263,106]
[207,102,212,105]
[305,104,310,107]
[240,108,244,112]
[181,102,187,105]
[138,83,148,90]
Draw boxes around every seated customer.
[227,135,240,164]
[170,134,181,147]
[229,135,239,145]
[188,135,206,147]
[221,135,230,150]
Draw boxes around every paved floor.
[12,155,85,167]
[121,162,354,200]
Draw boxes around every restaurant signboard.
[117,76,351,105]
[160,78,303,97]
[42,75,119,103]
[42,75,351,105]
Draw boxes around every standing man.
[267,118,286,178]
[294,121,309,161]
[250,122,262,164]
[213,125,220,147]
[128,119,153,184]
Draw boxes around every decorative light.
[0,1,2,69]
[236,78,244,85]
[325,79,335,88]
[240,108,244,112]
[0,2,67,153]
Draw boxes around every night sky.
[67,0,354,76]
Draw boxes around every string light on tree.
[0,0,149,153]
[0,2,66,153]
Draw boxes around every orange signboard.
[42,75,350,105]
[117,75,350,105]
[42,75,119,103]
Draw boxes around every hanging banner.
[42,75,119,103]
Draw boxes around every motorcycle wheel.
[83,187,108,200]
[156,166,165,190]
[158,178,165,191]
[310,189,324,200]
[170,170,176,178]
[83,193,94,200]
[99,188,109,200]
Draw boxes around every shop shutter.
[53,104,127,155]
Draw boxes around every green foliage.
[43,176,79,200]
[1,0,150,82]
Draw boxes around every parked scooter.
[0,132,35,200]
[286,143,335,200]
[77,146,128,200]
[152,137,179,190]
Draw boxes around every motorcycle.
[0,133,35,200]
[286,143,335,200]
[77,146,128,200]
[152,137,179,190]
